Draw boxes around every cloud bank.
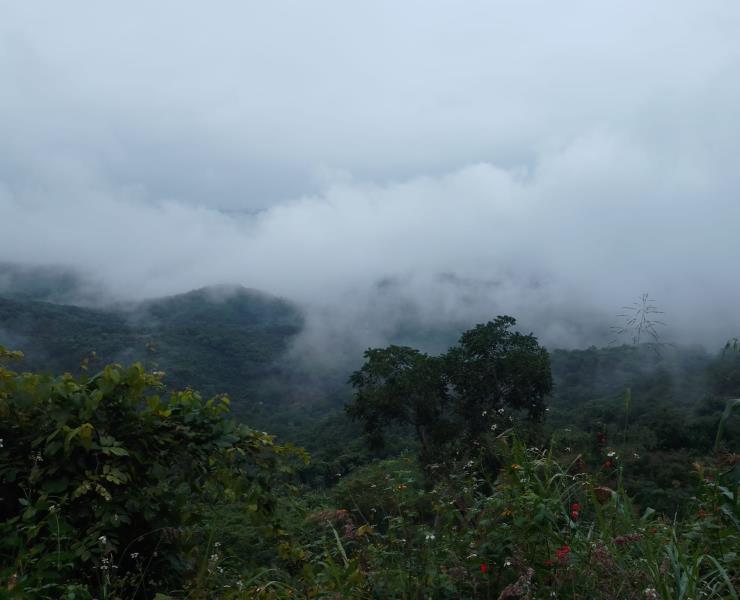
[1,1,740,352]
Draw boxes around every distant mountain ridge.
[0,264,304,413]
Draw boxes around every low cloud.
[1,2,740,355]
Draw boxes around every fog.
[2,1,740,353]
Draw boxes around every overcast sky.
[1,1,740,349]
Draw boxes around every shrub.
[0,347,301,598]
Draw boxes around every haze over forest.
[2,1,740,354]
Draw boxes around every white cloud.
[1,1,740,351]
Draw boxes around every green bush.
[0,347,302,598]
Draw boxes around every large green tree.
[347,316,553,466]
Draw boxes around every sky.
[1,1,740,351]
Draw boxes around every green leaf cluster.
[0,350,301,596]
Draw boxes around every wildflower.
[644,588,657,600]
[480,563,489,573]
[511,463,521,470]
[98,535,107,545]
[555,545,571,561]
[130,552,139,559]
[481,410,487,416]
[571,510,579,519]
[564,446,572,452]
[501,507,513,517]
[607,450,617,458]
[504,560,512,567]
[491,423,498,431]
[425,533,436,541]
[633,452,640,459]
[0,438,3,448]
[571,503,581,511]
[497,408,505,414]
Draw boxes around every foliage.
[205,431,738,599]
[0,347,304,598]
[0,285,302,414]
[347,316,552,467]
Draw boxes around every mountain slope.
[0,285,303,410]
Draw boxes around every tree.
[445,316,553,430]
[347,346,449,464]
[346,316,553,467]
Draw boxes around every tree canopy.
[347,316,553,465]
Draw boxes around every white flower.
[0,438,4,448]
[130,552,139,559]
[607,451,617,458]
[504,560,512,567]
[481,410,487,416]
[425,533,436,541]
[98,535,107,545]
[491,424,498,431]
[497,408,505,414]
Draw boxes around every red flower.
[555,545,571,560]
[571,503,581,511]
[480,563,487,573]
[571,510,579,519]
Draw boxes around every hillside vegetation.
[0,283,302,416]
[1,320,738,598]
[0,268,738,597]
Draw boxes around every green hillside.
[0,285,303,413]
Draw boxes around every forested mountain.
[1,265,739,597]
[2,262,739,457]
[0,279,303,413]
